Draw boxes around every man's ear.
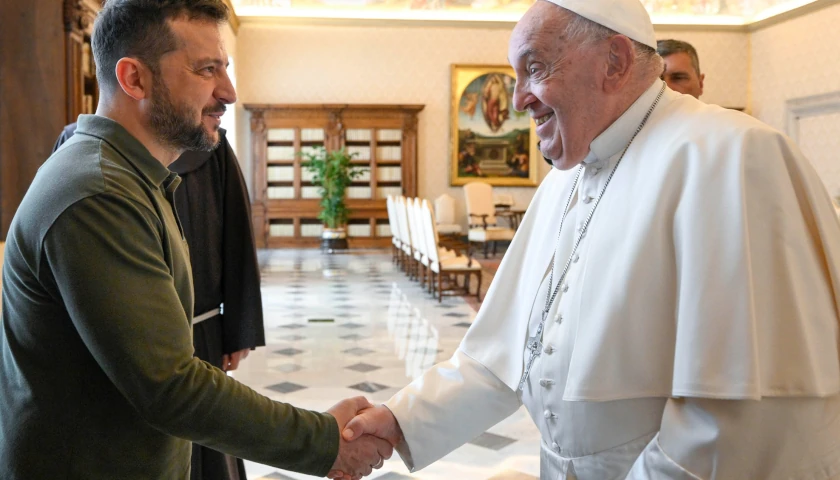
[114,58,152,101]
[604,35,635,93]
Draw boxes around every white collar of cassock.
[582,79,665,170]
[459,79,669,391]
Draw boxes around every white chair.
[408,197,428,285]
[385,195,402,264]
[402,196,423,280]
[463,182,515,258]
[420,199,482,302]
[396,196,414,275]
[433,194,462,237]
[493,193,515,208]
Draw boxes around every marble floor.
[232,249,540,480]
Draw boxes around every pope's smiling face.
[508,2,609,171]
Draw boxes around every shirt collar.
[75,114,172,189]
[583,79,665,167]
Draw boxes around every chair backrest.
[396,196,412,247]
[405,197,421,252]
[409,198,427,257]
[386,195,400,242]
[434,194,457,225]
[421,200,442,264]
[463,181,497,225]
[494,193,514,208]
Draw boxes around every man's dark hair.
[656,39,701,76]
[92,0,228,94]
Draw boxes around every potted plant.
[301,146,367,252]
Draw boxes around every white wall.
[234,23,553,227]
[224,1,840,221]
[750,2,840,198]
[220,22,238,156]
[655,29,749,109]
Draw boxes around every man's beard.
[148,74,222,153]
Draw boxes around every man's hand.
[222,348,250,372]
[341,404,404,447]
[326,397,393,480]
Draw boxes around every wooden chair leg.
[476,271,482,301]
[438,271,443,303]
[493,241,497,256]
[483,242,489,259]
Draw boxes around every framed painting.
[450,64,539,187]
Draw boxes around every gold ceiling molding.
[221,0,240,34]
[748,0,840,31]
[228,0,837,30]
[236,15,752,30]
[237,15,518,29]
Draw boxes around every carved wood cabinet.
[0,0,102,238]
[64,0,101,123]
[245,104,424,249]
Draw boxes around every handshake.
[326,396,404,480]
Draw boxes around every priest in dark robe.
[52,126,265,480]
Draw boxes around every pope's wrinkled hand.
[341,404,404,447]
[326,397,393,480]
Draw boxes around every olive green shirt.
[0,115,338,479]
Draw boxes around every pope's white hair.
[561,8,664,78]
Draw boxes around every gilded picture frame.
[450,64,539,187]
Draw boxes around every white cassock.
[385,80,840,479]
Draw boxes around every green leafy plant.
[301,146,367,229]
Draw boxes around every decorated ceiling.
[231,0,818,24]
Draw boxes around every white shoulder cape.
[460,88,840,400]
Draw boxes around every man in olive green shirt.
[0,1,390,479]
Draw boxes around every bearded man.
[0,1,390,478]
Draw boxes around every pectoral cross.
[518,313,546,391]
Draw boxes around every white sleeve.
[624,432,703,480]
[384,349,522,472]
[626,396,840,480]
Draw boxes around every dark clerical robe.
[169,129,266,480]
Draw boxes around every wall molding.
[221,0,240,34]
[749,0,840,31]
[236,15,754,30]
[785,90,840,142]
[228,0,837,31]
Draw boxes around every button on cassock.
[544,345,555,354]
[554,313,562,323]
[544,409,555,419]
[539,378,554,387]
